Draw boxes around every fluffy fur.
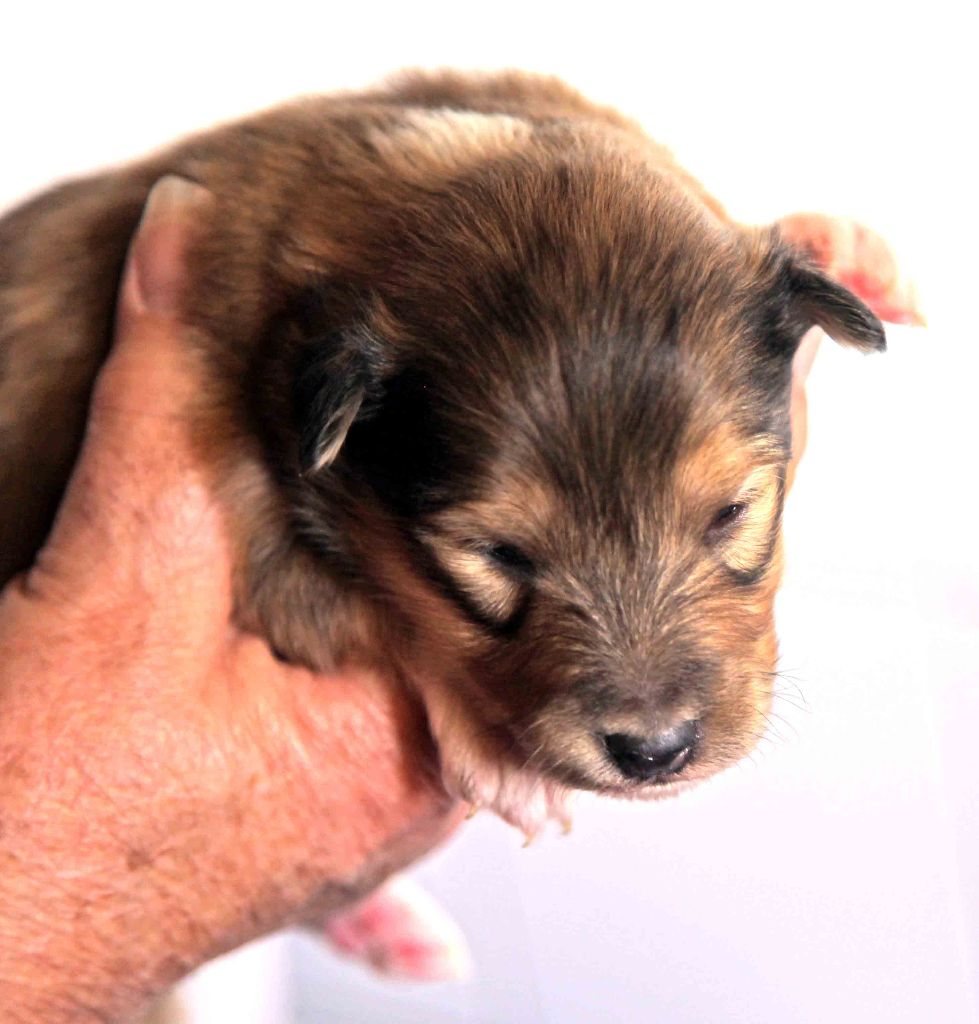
[0,71,887,835]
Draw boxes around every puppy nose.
[603,721,700,781]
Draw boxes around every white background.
[2,3,976,1021]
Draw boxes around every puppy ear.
[293,325,383,474]
[783,257,886,353]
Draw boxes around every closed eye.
[704,467,783,579]
[480,542,536,577]
[707,502,747,538]
[419,534,534,633]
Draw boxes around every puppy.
[0,70,914,979]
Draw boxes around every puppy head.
[290,145,883,827]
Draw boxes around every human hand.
[0,177,460,1024]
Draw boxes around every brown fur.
[0,71,884,829]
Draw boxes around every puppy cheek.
[699,583,780,762]
[374,552,572,832]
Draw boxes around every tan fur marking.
[718,464,781,576]
[430,543,522,622]
[365,110,532,184]
[676,422,782,502]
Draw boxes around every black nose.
[603,721,701,781]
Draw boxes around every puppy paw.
[324,876,473,982]
[778,212,925,326]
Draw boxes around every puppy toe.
[324,876,473,982]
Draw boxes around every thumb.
[26,176,231,638]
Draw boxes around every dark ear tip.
[838,306,887,354]
[786,258,887,355]
[839,302,886,354]
[867,321,887,353]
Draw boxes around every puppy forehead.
[424,416,782,559]
[486,348,782,500]
[395,319,787,531]
[428,469,556,536]
[673,419,785,504]
[357,145,794,521]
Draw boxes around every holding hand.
[0,177,460,1024]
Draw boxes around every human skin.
[0,178,461,1024]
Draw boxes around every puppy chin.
[413,676,573,840]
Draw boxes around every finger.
[100,175,215,416]
[786,326,822,488]
[792,323,822,388]
[26,178,232,640]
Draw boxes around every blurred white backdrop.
[3,3,976,1021]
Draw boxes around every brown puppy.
[0,71,886,834]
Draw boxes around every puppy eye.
[482,542,536,576]
[709,502,746,533]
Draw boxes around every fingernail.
[127,175,212,316]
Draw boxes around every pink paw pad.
[324,876,473,981]
[778,212,925,327]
